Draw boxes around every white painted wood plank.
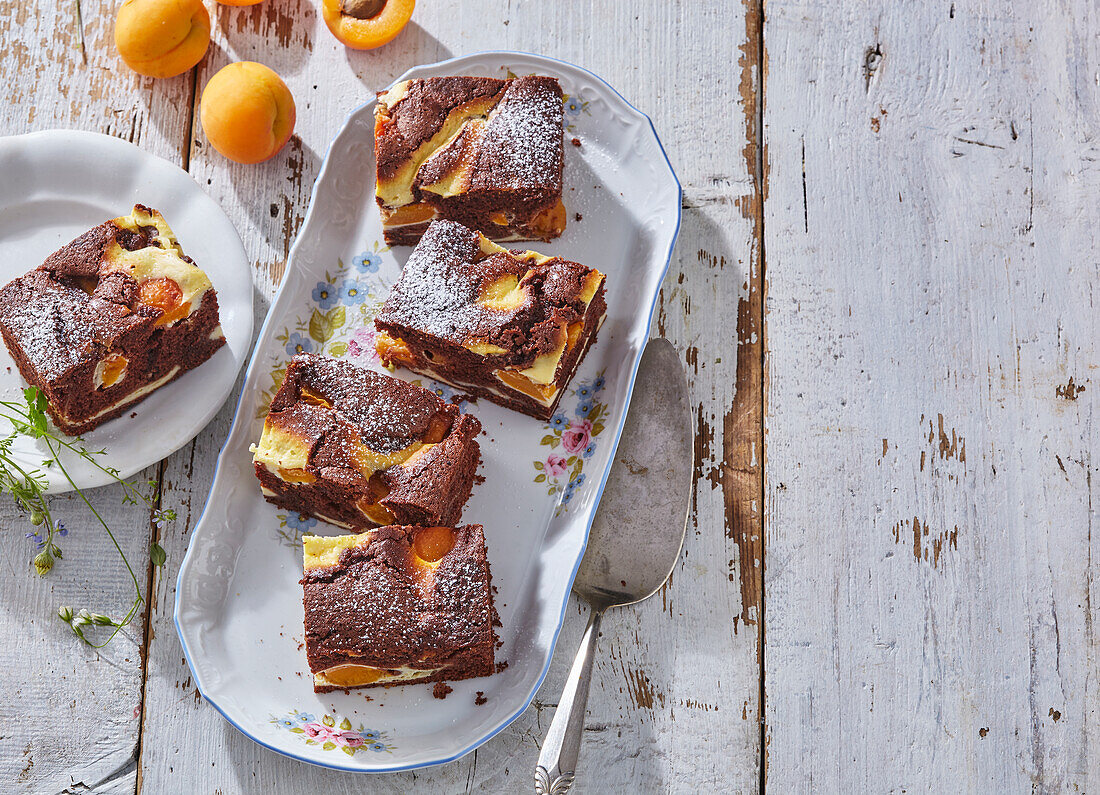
[136,1,762,791]
[0,0,193,790]
[763,0,1099,790]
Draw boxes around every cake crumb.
[433,682,453,699]
[571,137,581,147]
[574,213,583,222]
[475,691,487,706]
[495,661,509,673]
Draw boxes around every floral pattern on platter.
[274,511,317,548]
[533,372,607,515]
[258,242,390,421]
[269,710,394,756]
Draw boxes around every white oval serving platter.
[175,51,680,772]
[0,130,254,492]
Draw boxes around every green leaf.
[339,717,352,730]
[150,542,166,567]
[534,460,544,470]
[290,727,305,734]
[540,435,557,446]
[567,456,577,465]
[592,422,605,436]
[534,473,546,483]
[329,341,349,358]
[305,739,317,745]
[342,746,355,756]
[322,741,336,751]
[309,309,332,344]
[328,305,347,329]
[322,714,335,727]
[548,437,560,449]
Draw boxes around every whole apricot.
[115,0,211,79]
[322,0,414,50]
[200,62,296,164]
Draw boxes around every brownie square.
[374,220,607,420]
[301,524,497,693]
[0,205,225,435]
[374,75,566,246]
[252,353,481,530]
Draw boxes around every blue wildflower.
[575,382,593,399]
[362,729,381,741]
[352,251,382,274]
[575,399,594,417]
[291,710,315,723]
[285,513,317,532]
[338,279,368,306]
[312,281,338,309]
[369,741,387,752]
[591,375,605,393]
[286,332,313,357]
[564,96,583,117]
[549,413,569,431]
[582,442,596,459]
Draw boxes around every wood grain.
[131,1,763,793]
[763,0,1099,790]
[0,0,193,791]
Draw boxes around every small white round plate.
[0,130,253,492]
[176,51,680,772]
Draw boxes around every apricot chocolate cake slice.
[0,205,225,435]
[251,353,481,530]
[374,74,566,246]
[301,524,497,693]
[374,220,606,420]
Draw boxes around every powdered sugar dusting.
[478,77,564,190]
[376,222,487,342]
[6,290,94,381]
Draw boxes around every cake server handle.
[534,606,604,795]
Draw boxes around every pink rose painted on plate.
[532,372,608,515]
[269,709,394,756]
[346,326,380,366]
[561,419,592,454]
[545,453,567,478]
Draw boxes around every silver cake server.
[534,337,693,794]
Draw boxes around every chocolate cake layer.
[374,220,606,420]
[0,205,225,435]
[252,353,481,529]
[301,524,496,693]
[375,75,566,246]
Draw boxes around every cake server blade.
[535,337,693,794]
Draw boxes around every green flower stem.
[0,389,172,647]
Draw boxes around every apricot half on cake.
[322,0,414,50]
[200,62,296,164]
[114,0,211,79]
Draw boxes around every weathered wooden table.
[2,0,1096,791]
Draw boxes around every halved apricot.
[412,526,454,563]
[321,664,386,687]
[322,0,414,51]
[139,277,189,326]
